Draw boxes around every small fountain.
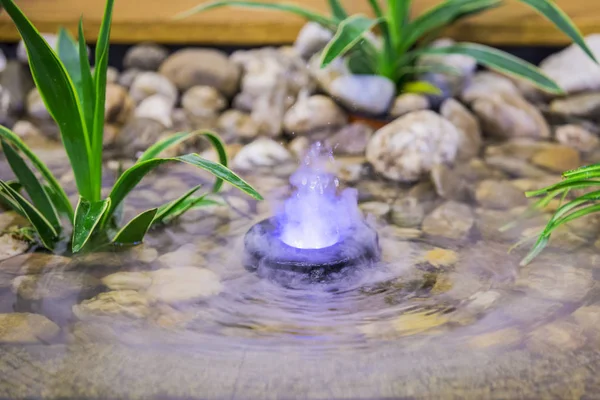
[243,143,381,285]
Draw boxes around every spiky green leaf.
[112,208,158,246]
[327,0,348,20]
[72,197,110,253]
[1,140,60,231]
[153,185,203,225]
[320,14,380,68]
[402,80,443,95]
[57,27,84,105]
[78,19,96,136]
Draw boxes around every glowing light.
[278,142,362,249]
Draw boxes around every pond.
[1,135,600,399]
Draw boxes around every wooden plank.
[0,0,597,45]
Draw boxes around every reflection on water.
[1,156,600,399]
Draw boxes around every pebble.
[531,145,582,173]
[390,197,425,228]
[283,94,347,134]
[130,71,178,105]
[475,180,527,209]
[124,42,169,71]
[182,85,227,118]
[0,313,60,343]
[422,201,474,240]
[555,124,600,153]
[0,234,29,261]
[390,93,429,117]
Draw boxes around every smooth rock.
[124,43,169,71]
[430,163,470,201]
[12,120,45,143]
[555,124,600,153]
[531,145,581,173]
[17,34,58,63]
[359,201,391,220]
[26,88,50,120]
[116,118,167,157]
[475,180,527,209]
[134,94,174,128]
[472,93,550,140]
[217,109,260,140]
[130,71,178,105]
[366,110,460,182]
[325,123,373,156]
[0,212,28,233]
[159,49,240,96]
[329,74,395,115]
[461,72,521,104]
[73,290,151,321]
[422,201,474,240]
[0,313,60,343]
[516,262,592,302]
[0,85,12,126]
[182,85,226,118]
[157,244,205,268]
[106,66,119,84]
[527,321,586,353]
[146,267,223,305]
[0,234,29,261]
[119,68,141,89]
[12,271,100,302]
[294,22,333,60]
[549,92,600,120]
[440,98,482,161]
[250,81,288,137]
[102,271,153,291]
[283,94,347,134]
[540,34,600,93]
[288,136,311,159]
[232,138,293,170]
[1,60,33,117]
[308,52,349,92]
[0,48,7,74]
[105,83,134,125]
[390,197,425,228]
[390,93,429,118]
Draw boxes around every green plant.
[176,0,596,94]
[0,0,262,253]
[510,164,600,265]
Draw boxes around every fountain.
[243,143,381,285]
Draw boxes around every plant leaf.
[104,153,262,226]
[367,0,383,18]
[78,18,96,137]
[386,0,411,51]
[57,27,83,105]
[137,130,230,193]
[327,0,348,20]
[320,14,380,68]
[517,0,597,64]
[90,0,115,201]
[174,1,336,28]
[0,0,94,200]
[419,42,563,94]
[166,196,222,222]
[72,197,110,253]
[112,208,158,246]
[0,180,57,249]
[1,140,60,231]
[346,50,377,74]
[401,80,443,95]
[0,126,73,220]
[153,184,203,225]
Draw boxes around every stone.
[390,197,425,228]
[217,109,260,140]
[0,212,27,233]
[461,72,521,104]
[11,120,45,143]
[105,83,134,125]
[1,60,34,117]
[422,201,474,240]
[555,124,600,153]
[157,244,205,268]
[73,290,151,321]
[440,98,482,161]
[159,49,240,96]
[472,93,550,140]
[134,94,174,128]
[325,123,373,156]
[475,180,527,210]
[390,93,429,117]
[102,271,153,291]
[232,138,293,170]
[430,163,470,202]
[366,110,460,182]
[294,22,333,60]
[0,234,29,261]
[146,267,223,304]
[359,201,391,220]
[454,158,507,182]
[469,328,522,349]
[308,52,349,92]
[119,68,141,89]
[0,254,70,282]
[516,262,592,302]
[484,155,549,179]
[0,313,60,344]
[329,74,395,115]
[418,38,477,99]
[531,145,581,173]
[539,34,600,93]
[250,81,288,137]
[12,271,100,302]
[106,66,119,84]
[0,85,12,126]
[422,248,458,268]
[549,92,600,120]
[0,48,7,74]
[17,34,59,63]
[283,94,347,134]
[129,71,178,105]
[288,136,311,159]
[527,321,586,353]
[182,85,227,118]
[115,118,166,158]
[124,42,169,71]
[26,88,50,120]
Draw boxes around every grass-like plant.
[176,0,595,95]
[0,0,262,253]
[513,165,600,265]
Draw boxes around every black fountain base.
[243,218,381,286]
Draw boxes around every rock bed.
[1,29,600,398]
